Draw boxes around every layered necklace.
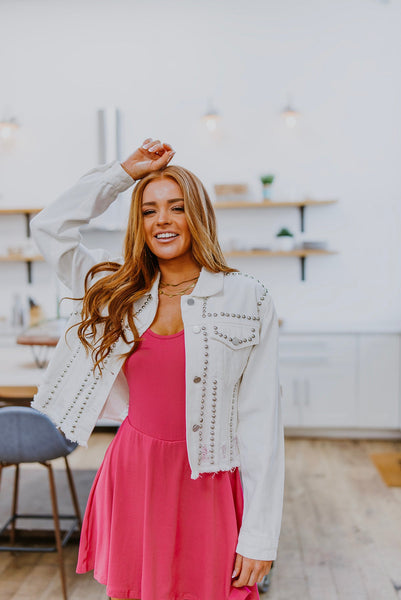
[158,271,200,297]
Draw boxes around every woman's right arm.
[30,138,175,298]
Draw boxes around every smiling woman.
[30,138,284,600]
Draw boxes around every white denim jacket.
[30,161,285,561]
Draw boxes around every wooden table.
[16,333,59,368]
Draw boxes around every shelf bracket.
[27,261,33,284]
[299,205,305,232]
[300,256,306,281]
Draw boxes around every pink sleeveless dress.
[76,326,260,600]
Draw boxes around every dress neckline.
[146,327,184,339]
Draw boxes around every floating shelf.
[224,249,338,280]
[0,255,44,262]
[224,249,338,257]
[214,199,339,281]
[214,199,337,234]
[0,209,43,283]
[0,208,42,215]
[213,199,337,208]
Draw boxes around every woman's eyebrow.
[142,198,184,207]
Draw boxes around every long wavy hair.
[70,164,238,374]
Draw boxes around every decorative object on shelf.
[301,240,328,250]
[202,99,221,132]
[214,183,249,203]
[260,174,275,200]
[275,227,295,251]
[281,93,300,128]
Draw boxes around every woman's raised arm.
[30,138,175,298]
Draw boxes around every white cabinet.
[278,332,400,432]
[356,334,400,429]
[279,335,357,428]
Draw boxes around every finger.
[150,143,168,157]
[151,150,175,168]
[142,138,153,147]
[147,139,162,152]
[233,563,252,588]
[232,553,242,579]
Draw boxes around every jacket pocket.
[209,322,260,377]
[209,322,259,349]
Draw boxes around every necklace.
[159,272,200,288]
[158,281,198,297]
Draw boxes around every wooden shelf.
[224,249,338,280]
[213,199,337,208]
[224,249,338,257]
[0,208,42,215]
[0,209,44,283]
[0,255,44,262]
[213,198,337,237]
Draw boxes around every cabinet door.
[357,335,400,428]
[278,369,303,426]
[279,335,357,428]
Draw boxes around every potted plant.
[260,174,275,201]
[275,227,295,251]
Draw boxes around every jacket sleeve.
[30,161,135,297]
[235,292,285,561]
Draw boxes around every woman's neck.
[157,257,201,285]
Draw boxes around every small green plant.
[276,227,293,237]
[260,174,275,185]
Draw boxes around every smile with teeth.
[155,232,179,241]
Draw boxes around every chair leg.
[46,462,68,600]
[63,456,82,529]
[10,464,20,545]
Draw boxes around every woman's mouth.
[154,232,179,243]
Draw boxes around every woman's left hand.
[231,553,273,588]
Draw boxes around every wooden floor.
[1,435,401,600]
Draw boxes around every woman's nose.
[156,209,171,223]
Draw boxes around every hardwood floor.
[1,435,401,600]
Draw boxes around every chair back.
[0,406,77,463]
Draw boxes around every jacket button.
[187,298,195,305]
[192,325,201,333]
[192,424,200,431]
[232,337,240,346]
[193,376,201,383]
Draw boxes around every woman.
[30,138,285,600]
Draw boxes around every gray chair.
[0,406,82,600]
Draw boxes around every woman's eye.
[142,210,155,216]
[173,206,184,212]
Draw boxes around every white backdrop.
[0,0,400,331]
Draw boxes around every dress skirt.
[76,327,260,600]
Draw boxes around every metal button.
[192,424,200,431]
[192,325,201,334]
[193,376,201,383]
[187,298,195,305]
[232,337,240,346]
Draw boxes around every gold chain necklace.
[159,272,200,288]
[158,281,198,297]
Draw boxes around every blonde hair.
[71,165,238,374]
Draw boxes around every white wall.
[0,0,400,331]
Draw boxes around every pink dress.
[76,326,260,600]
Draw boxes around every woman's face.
[141,178,193,262]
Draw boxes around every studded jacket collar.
[30,160,284,562]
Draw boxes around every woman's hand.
[231,553,273,588]
[121,138,175,181]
